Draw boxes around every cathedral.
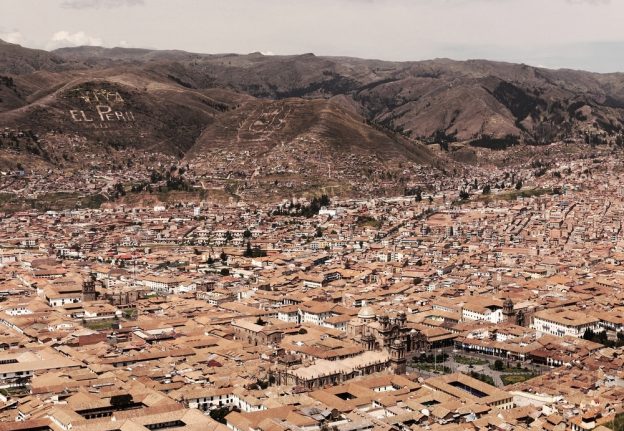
[82,272,98,302]
[347,306,426,373]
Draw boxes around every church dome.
[358,306,376,319]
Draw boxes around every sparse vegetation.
[469,371,495,386]
[606,412,624,431]
[356,215,382,229]
[83,319,117,331]
[583,328,624,348]
[501,373,538,386]
[454,355,489,366]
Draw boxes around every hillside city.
[0,145,623,431]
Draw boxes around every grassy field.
[122,308,137,319]
[606,413,624,431]
[412,363,452,374]
[84,319,117,330]
[0,192,108,212]
[454,355,489,366]
[501,373,539,386]
[356,215,383,229]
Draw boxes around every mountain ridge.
[2,40,624,187]
[39,43,624,146]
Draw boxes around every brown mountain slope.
[7,42,624,148]
[185,97,436,199]
[0,68,247,162]
[121,52,624,146]
[0,39,72,75]
[3,41,624,174]
[187,96,433,163]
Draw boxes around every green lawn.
[412,363,452,374]
[607,413,624,431]
[84,319,117,330]
[454,355,489,366]
[356,216,382,229]
[0,386,28,396]
[122,308,137,319]
[501,373,538,386]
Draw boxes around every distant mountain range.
[1,39,624,175]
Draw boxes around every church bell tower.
[390,339,407,375]
[82,272,97,302]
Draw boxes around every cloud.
[0,31,25,45]
[47,31,103,49]
[565,0,610,4]
[60,0,144,9]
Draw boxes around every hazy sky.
[1,0,624,72]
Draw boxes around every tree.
[220,268,230,276]
[606,412,624,431]
[220,251,228,262]
[493,359,504,371]
[244,243,266,258]
[405,187,422,199]
[150,170,163,183]
[515,180,523,190]
[482,184,491,195]
[459,190,470,200]
[225,231,233,243]
[113,182,126,197]
[244,242,253,258]
[243,229,252,239]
